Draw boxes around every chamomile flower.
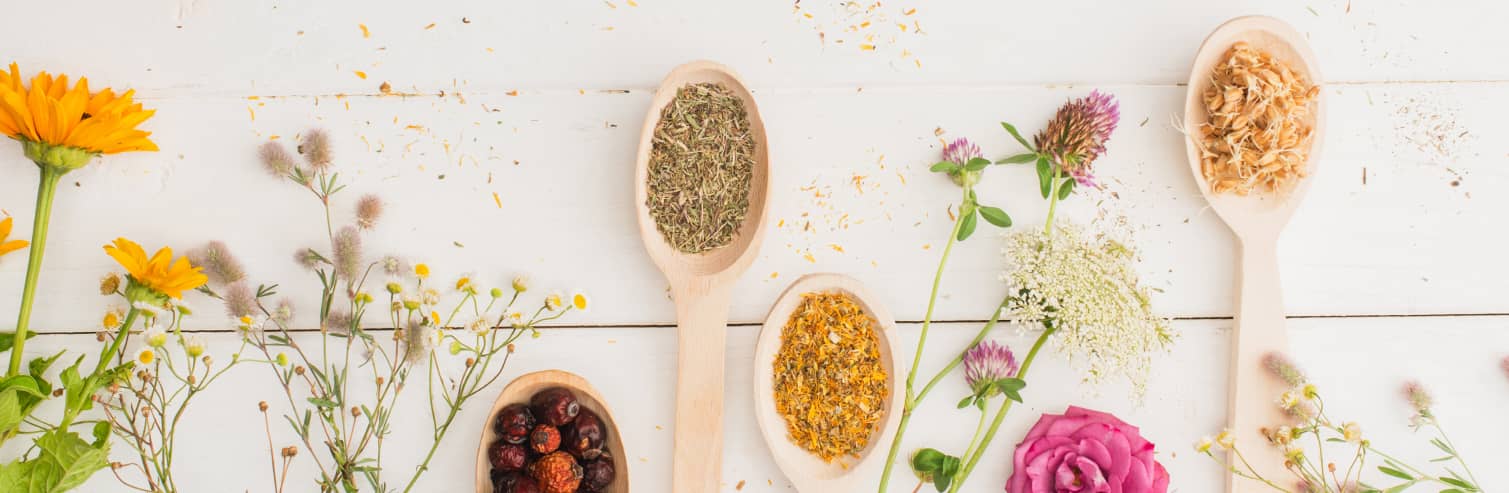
[401,295,421,311]
[421,288,441,306]
[143,326,168,348]
[504,310,526,329]
[454,273,477,294]
[570,291,590,312]
[467,317,491,336]
[1341,422,1363,443]
[132,301,167,318]
[1214,429,1234,450]
[544,291,564,311]
[136,348,157,365]
[102,307,126,330]
[386,281,403,294]
[511,275,530,293]
[414,263,430,279]
[183,336,207,358]
[1194,436,1213,454]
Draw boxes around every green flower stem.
[947,326,1055,493]
[954,408,989,483]
[95,308,141,376]
[914,298,1010,405]
[1043,168,1063,236]
[877,185,971,493]
[8,166,63,377]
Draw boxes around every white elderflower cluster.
[1000,222,1174,397]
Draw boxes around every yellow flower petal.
[0,62,156,155]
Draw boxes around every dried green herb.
[646,82,755,254]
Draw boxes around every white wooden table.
[2,1,1506,491]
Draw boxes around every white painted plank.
[0,316,1499,491]
[1,1,1505,97]
[1,84,1503,332]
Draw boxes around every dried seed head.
[224,282,257,319]
[99,273,121,295]
[259,401,269,412]
[298,129,334,171]
[188,241,246,285]
[294,365,306,376]
[1034,90,1120,188]
[356,194,384,230]
[259,141,297,176]
[331,226,363,282]
[272,298,295,326]
[381,255,408,277]
[1402,380,1433,415]
[351,406,362,417]
[1262,352,1307,387]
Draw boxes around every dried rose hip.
[531,387,580,427]
[581,459,615,491]
[488,440,528,471]
[529,451,583,493]
[492,471,523,493]
[507,475,542,493]
[495,404,536,445]
[564,408,605,460]
[530,424,562,454]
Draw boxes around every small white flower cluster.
[999,222,1174,397]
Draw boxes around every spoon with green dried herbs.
[753,273,903,493]
[1183,15,1325,493]
[632,60,770,493]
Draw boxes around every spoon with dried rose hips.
[477,370,628,493]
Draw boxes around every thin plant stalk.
[877,184,970,492]
[947,326,1055,493]
[7,166,62,376]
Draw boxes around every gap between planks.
[27,312,1509,336]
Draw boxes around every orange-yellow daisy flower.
[103,238,207,300]
[0,63,157,168]
[0,216,27,258]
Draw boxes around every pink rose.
[1007,406,1169,493]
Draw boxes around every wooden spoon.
[1183,15,1326,491]
[633,60,771,493]
[752,273,904,492]
[474,370,630,492]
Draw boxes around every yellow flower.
[414,263,430,279]
[101,310,122,330]
[1214,429,1234,450]
[570,291,590,311]
[544,292,564,311]
[0,63,157,167]
[0,216,28,259]
[103,238,208,300]
[1193,436,1213,454]
[135,348,156,365]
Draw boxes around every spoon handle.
[672,285,732,493]
[1227,239,1292,492]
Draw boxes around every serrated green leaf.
[978,206,1012,228]
[995,152,1037,165]
[0,430,111,493]
[1000,122,1032,150]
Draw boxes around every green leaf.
[978,206,1012,228]
[956,396,974,409]
[1377,465,1413,481]
[964,157,991,172]
[935,455,961,492]
[930,161,958,173]
[308,397,339,408]
[90,422,111,448]
[995,152,1037,165]
[996,378,1027,403]
[0,331,35,354]
[910,448,945,475]
[1000,122,1033,150]
[1035,157,1052,199]
[0,430,111,493]
[0,390,21,433]
[957,210,978,241]
[1437,476,1473,489]
[28,352,64,378]
[1057,177,1075,200]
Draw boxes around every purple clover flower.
[1034,90,1120,188]
[942,137,983,166]
[963,340,1018,395]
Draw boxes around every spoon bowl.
[474,370,629,493]
[1183,16,1324,493]
[753,273,903,492]
[632,60,771,493]
[1183,15,1326,240]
